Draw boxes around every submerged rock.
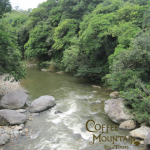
[72,133,82,140]
[0,91,28,110]
[0,109,27,125]
[29,95,56,113]
[55,111,62,114]
[56,71,63,74]
[130,126,150,139]
[92,85,101,89]
[91,101,101,104]
[92,91,98,93]
[104,98,133,124]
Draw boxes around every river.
[1,67,147,150]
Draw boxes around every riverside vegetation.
[1,0,150,125]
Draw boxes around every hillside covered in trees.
[1,0,150,124]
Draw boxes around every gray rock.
[55,111,62,114]
[15,109,26,113]
[18,89,29,94]
[19,124,24,129]
[31,113,40,116]
[0,109,27,125]
[0,139,5,145]
[20,128,28,136]
[119,120,136,130]
[15,126,23,131]
[144,132,150,145]
[140,141,144,145]
[29,96,56,113]
[130,126,150,139]
[104,98,133,124]
[0,91,28,110]
[0,134,10,145]
[21,132,26,136]
[12,130,19,137]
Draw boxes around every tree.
[0,0,11,18]
[15,6,19,11]
[0,0,26,81]
[104,30,150,123]
[24,21,53,60]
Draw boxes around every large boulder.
[0,91,28,110]
[119,120,136,130]
[144,132,150,145]
[0,109,27,126]
[29,95,56,113]
[130,126,150,139]
[104,98,133,124]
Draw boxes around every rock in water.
[130,126,150,139]
[104,98,133,124]
[110,91,120,98]
[0,91,28,110]
[55,111,62,114]
[119,120,136,130]
[29,95,56,113]
[41,69,48,72]
[0,109,27,126]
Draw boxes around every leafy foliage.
[104,30,150,123]
[3,0,150,122]
[0,0,11,18]
[53,19,79,51]
[0,21,26,81]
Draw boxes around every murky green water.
[1,67,148,150]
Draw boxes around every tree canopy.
[0,1,26,81]
[2,0,150,123]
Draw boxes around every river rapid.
[1,67,147,150]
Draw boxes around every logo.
[134,141,140,146]
[86,120,140,149]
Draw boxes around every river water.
[1,67,147,150]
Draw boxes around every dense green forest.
[1,0,150,123]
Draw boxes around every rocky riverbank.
[104,95,150,147]
[0,74,26,97]
[0,74,56,146]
